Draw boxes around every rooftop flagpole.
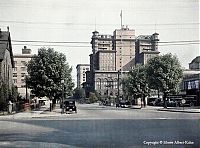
[120,10,122,29]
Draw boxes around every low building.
[13,46,34,99]
[0,28,14,101]
[181,56,200,105]
[189,56,200,70]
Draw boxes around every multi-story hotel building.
[113,26,136,71]
[76,64,90,88]
[82,26,160,100]
[135,33,160,65]
[13,46,33,98]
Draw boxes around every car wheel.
[190,102,194,107]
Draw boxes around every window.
[21,73,26,77]
[13,67,17,71]
[13,79,17,83]
[13,73,17,77]
[21,85,26,88]
[21,67,26,71]
[21,61,26,66]
[14,61,17,66]
[21,79,25,83]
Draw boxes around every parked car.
[64,99,77,113]
[180,96,197,107]
[120,100,131,108]
[148,97,163,106]
[167,98,182,107]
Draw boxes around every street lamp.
[61,79,65,114]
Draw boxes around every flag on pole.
[120,10,122,29]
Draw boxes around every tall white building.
[76,64,90,88]
[113,26,136,71]
[13,46,34,98]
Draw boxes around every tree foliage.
[122,64,149,106]
[89,92,98,103]
[146,53,183,107]
[27,48,74,99]
[73,87,86,100]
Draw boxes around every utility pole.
[61,79,64,114]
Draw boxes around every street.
[0,103,200,147]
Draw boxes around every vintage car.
[64,99,77,113]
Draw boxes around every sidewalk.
[131,105,200,113]
[0,102,63,119]
[157,106,200,113]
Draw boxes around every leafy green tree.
[122,64,149,107]
[89,92,98,103]
[27,48,74,103]
[73,87,86,100]
[146,53,183,108]
[10,85,19,102]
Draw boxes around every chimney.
[7,26,9,32]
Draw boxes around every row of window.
[14,61,27,66]
[82,68,89,71]
[13,73,26,77]
[13,79,26,84]
[13,67,26,71]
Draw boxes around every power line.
[12,40,90,44]
[10,39,199,44]
[12,43,90,47]
[12,42,200,47]
[0,20,199,26]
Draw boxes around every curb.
[157,109,200,113]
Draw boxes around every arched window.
[103,78,108,89]
[96,78,101,90]
[114,78,118,89]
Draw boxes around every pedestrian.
[8,100,13,114]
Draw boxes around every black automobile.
[64,100,77,113]
[120,100,131,108]
[167,98,182,107]
[148,98,163,106]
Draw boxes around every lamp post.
[61,79,65,114]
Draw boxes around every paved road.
[0,103,199,148]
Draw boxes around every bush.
[0,101,7,111]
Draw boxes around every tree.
[146,53,183,108]
[73,87,86,100]
[89,92,98,103]
[27,48,74,103]
[0,83,8,112]
[122,64,149,107]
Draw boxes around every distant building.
[113,26,136,71]
[189,56,200,70]
[181,56,200,105]
[80,26,160,101]
[76,64,90,88]
[135,33,160,65]
[13,46,33,98]
[0,28,14,101]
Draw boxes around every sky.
[0,0,199,85]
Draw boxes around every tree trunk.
[163,93,167,108]
[143,95,146,107]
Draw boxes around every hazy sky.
[0,0,199,83]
